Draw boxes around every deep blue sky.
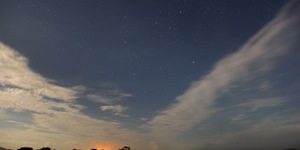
[1,1,300,150]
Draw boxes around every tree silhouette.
[39,147,51,150]
[18,147,33,150]
[0,147,12,150]
[118,146,130,150]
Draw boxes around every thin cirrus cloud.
[86,89,132,104]
[0,42,141,149]
[0,43,83,113]
[236,97,285,112]
[0,43,77,102]
[100,105,129,117]
[147,0,300,140]
[231,97,285,121]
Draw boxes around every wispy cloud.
[258,80,272,91]
[100,105,129,117]
[86,89,132,104]
[237,97,285,112]
[0,109,6,118]
[231,97,285,121]
[147,0,300,140]
[0,42,141,150]
[0,43,78,102]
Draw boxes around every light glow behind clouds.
[1,1,300,150]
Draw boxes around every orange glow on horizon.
[92,142,119,150]
[97,146,112,150]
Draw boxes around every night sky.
[1,0,300,150]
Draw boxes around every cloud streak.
[237,97,285,112]
[147,0,300,140]
[86,89,132,104]
[231,97,285,121]
[100,105,129,117]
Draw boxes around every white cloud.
[0,87,83,114]
[87,94,113,104]
[0,43,78,102]
[147,0,300,140]
[86,89,132,104]
[231,97,285,121]
[0,42,142,150]
[237,97,285,112]
[258,80,272,91]
[100,105,129,117]
[231,113,248,121]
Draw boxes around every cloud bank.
[148,0,300,141]
[0,43,141,150]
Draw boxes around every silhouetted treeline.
[38,147,52,150]
[17,148,33,150]
[118,146,130,150]
[1,146,297,150]
[0,147,12,150]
